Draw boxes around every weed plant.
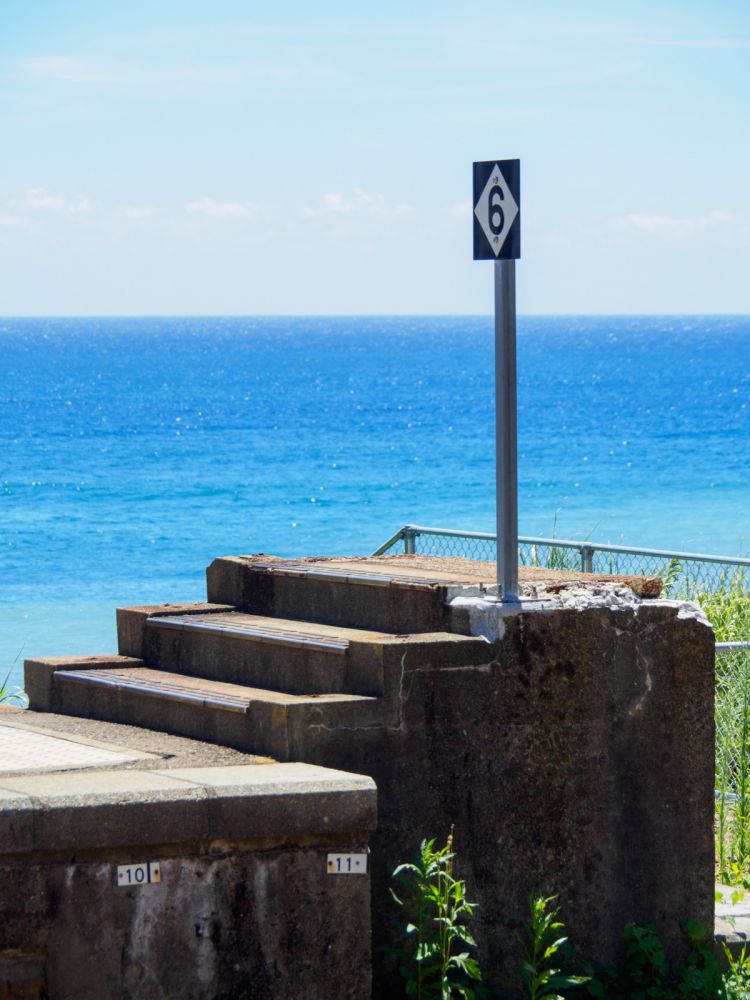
[516,896,588,999]
[716,653,750,883]
[522,514,583,574]
[520,896,748,1000]
[388,829,485,999]
[697,573,750,645]
[0,658,27,707]
[723,945,750,1000]
[388,849,750,997]
[696,572,750,885]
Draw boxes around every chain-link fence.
[373,524,750,793]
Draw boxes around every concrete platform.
[0,706,377,999]
[0,706,375,851]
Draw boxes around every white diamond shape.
[474,164,518,257]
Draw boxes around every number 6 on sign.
[472,160,520,260]
[489,185,505,236]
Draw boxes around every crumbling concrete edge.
[449,586,712,642]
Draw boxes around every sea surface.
[2,314,750,690]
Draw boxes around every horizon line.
[2,311,749,321]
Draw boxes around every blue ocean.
[2,315,749,689]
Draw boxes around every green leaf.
[542,936,569,960]
[682,919,705,941]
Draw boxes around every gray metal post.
[404,529,416,555]
[494,259,518,600]
[581,544,594,574]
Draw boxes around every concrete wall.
[0,838,370,1000]
[284,592,715,995]
[0,761,375,1000]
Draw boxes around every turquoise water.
[2,314,749,689]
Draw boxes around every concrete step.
[50,663,378,760]
[206,556,495,633]
[139,611,390,696]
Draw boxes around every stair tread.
[146,611,399,650]
[56,666,377,709]
[246,559,446,590]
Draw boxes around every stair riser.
[142,626,385,696]
[52,676,293,759]
[207,560,451,633]
[116,603,236,659]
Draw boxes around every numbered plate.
[116,862,161,887]
[326,853,368,875]
[473,159,520,260]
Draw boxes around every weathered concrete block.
[206,556,461,632]
[285,589,715,995]
[25,656,143,712]
[0,762,376,1000]
[116,603,234,659]
[0,840,373,1000]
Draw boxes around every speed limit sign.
[473,160,520,260]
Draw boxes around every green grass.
[689,573,750,886]
[1,652,28,708]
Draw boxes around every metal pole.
[581,544,594,574]
[494,259,518,600]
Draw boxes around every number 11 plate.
[326,853,368,874]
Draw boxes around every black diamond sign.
[473,159,520,260]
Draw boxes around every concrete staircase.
[25,555,494,760]
[22,553,716,997]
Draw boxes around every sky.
[0,0,748,315]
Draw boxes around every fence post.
[404,528,417,555]
[581,545,593,574]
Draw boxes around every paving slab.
[0,720,156,775]
[0,705,269,771]
[716,883,750,946]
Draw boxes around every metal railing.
[374,524,750,792]
[373,524,750,591]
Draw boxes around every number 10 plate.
[116,862,161,886]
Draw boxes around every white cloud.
[617,210,734,238]
[22,187,94,215]
[304,190,413,219]
[22,55,261,90]
[118,206,155,220]
[449,201,472,219]
[185,197,255,219]
[0,214,33,230]
[23,57,93,82]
